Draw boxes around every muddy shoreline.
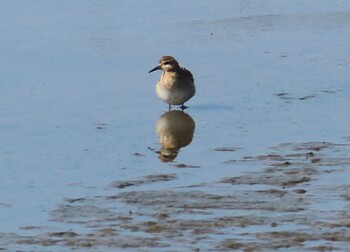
[3,141,350,251]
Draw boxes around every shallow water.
[1,1,350,251]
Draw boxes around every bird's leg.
[168,104,172,111]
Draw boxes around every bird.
[149,56,195,110]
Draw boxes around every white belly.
[156,82,193,105]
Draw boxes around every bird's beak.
[148,65,161,73]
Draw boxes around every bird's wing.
[181,68,194,83]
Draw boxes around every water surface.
[1,1,350,251]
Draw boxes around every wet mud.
[4,141,350,251]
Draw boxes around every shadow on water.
[189,103,235,111]
[151,109,195,162]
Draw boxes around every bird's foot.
[180,104,188,110]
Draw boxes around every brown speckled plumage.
[149,56,195,109]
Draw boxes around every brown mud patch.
[110,173,178,189]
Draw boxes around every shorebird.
[149,56,195,110]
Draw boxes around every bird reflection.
[155,110,195,162]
